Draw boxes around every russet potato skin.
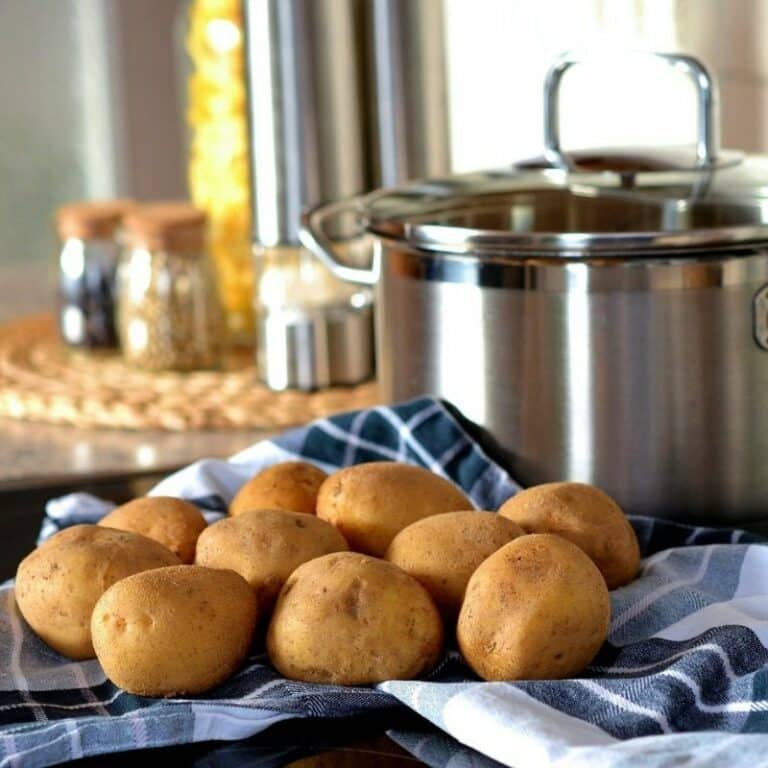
[99,496,207,564]
[267,552,444,686]
[498,482,641,589]
[316,462,473,556]
[385,510,525,618]
[15,525,180,660]
[230,461,327,517]
[457,534,611,681]
[194,508,349,609]
[92,565,258,697]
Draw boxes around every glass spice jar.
[56,200,133,349]
[117,203,225,371]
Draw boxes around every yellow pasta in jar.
[186,0,253,342]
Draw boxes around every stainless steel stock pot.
[301,53,768,525]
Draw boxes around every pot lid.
[362,53,768,257]
[364,169,768,256]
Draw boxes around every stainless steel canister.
[243,0,451,390]
[367,0,451,186]
[242,0,452,243]
[302,53,768,526]
[243,0,370,247]
[243,0,374,389]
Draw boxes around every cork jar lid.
[56,199,134,240]
[124,202,208,252]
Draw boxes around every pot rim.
[364,185,768,257]
[367,219,768,257]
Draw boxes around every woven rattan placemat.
[0,315,379,431]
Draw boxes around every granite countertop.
[0,415,270,490]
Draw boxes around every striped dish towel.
[2,396,768,768]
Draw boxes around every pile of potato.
[14,461,641,697]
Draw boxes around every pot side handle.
[543,51,720,170]
[299,199,379,286]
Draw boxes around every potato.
[98,496,207,564]
[15,525,180,659]
[316,462,472,556]
[195,509,349,609]
[385,511,525,619]
[498,482,640,589]
[267,552,443,685]
[92,565,257,696]
[230,461,327,517]
[457,534,610,681]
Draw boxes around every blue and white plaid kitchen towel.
[2,396,768,768]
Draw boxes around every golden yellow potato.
[457,534,610,681]
[15,525,180,660]
[498,482,640,589]
[316,462,472,556]
[195,509,349,609]
[98,496,207,564]
[230,461,327,517]
[385,511,525,619]
[92,565,258,696]
[267,552,444,685]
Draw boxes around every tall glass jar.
[183,0,253,344]
[56,200,133,349]
[117,203,225,371]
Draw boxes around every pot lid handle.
[543,51,720,171]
